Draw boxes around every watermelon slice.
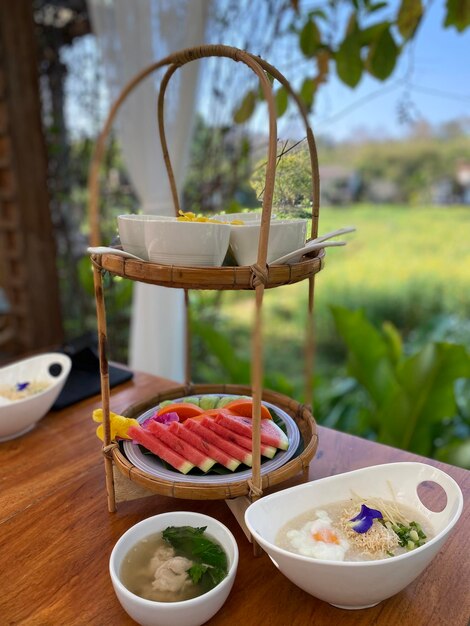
[214,413,289,450]
[128,425,194,474]
[146,421,216,472]
[168,422,240,471]
[185,419,253,467]
[201,417,277,459]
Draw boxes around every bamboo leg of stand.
[93,262,116,513]
[250,282,265,556]
[184,289,191,387]
[305,275,316,408]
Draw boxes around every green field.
[194,204,470,393]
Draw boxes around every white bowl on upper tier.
[228,218,307,266]
[118,214,175,261]
[143,219,231,267]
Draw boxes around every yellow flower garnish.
[177,210,244,225]
[92,408,139,441]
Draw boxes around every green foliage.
[336,29,363,87]
[251,147,312,207]
[191,315,294,397]
[250,128,470,207]
[275,87,289,118]
[233,90,257,124]
[300,77,317,109]
[76,256,133,362]
[183,115,258,213]
[231,0,469,121]
[397,0,423,39]
[299,18,321,56]
[444,0,470,32]
[326,128,469,203]
[366,27,398,80]
[196,204,470,468]
[331,307,470,456]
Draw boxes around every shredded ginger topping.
[339,502,399,557]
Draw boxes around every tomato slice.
[156,402,204,421]
[223,399,272,420]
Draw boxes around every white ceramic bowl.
[144,220,231,267]
[229,218,307,266]
[213,212,264,223]
[245,462,463,609]
[118,214,176,260]
[0,352,72,441]
[110,511,239,626]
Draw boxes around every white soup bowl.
[245,462,463,609]
[110,511,239,626]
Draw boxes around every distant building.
[319,165,360,205]
[431,162,470,205]
[456,162,470,204]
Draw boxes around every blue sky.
[309,1,470,140]
[65,1,469,143]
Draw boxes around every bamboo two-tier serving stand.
[88,45,324,537]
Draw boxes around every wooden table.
[1,372,469,626]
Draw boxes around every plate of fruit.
[122,394,301,484]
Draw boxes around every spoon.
[309,225,356,244]
[270,225,355,265]
[87,246,147,261]
[271,240,346,265]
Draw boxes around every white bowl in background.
[144,220,231,267]
[118,214,175,260]
[110,511,238,626]
[229,218,307,266]
[0,352,72,441]
[245,462,463,609]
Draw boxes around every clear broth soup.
[120,531,225,602]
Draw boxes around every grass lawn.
[198,204,470,395]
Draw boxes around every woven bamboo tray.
[89,44,324,514]
[105,384,318,500]
[90,250,325,290]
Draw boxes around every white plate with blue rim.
[122,395,301,484]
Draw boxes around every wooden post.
[0,1,63,354]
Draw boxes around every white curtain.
[89,0,210,381]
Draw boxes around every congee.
[0,380,50,401]
[276,496,432,561]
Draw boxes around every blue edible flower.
[16,382,30,391]
[349,504,383,533]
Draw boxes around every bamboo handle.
[87,44,322,496]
